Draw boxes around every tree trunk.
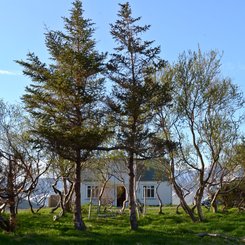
[28,192,35,214]
[63,177,72,212]
[176,204,181,214]
[143,187,146,216]
[98,178,110,214]
[64,179,74,213]
[8,160,17,232]
[195,188,205,221]
[210,190,220,213]
[51,177,67,220]
[88,194,92,219]
[180,200,197,222]
[73,151,86,231]
[156,183,163,214]
[196,201,204,221]
[98,199,102,214]
[9,199,16,232]
[128,153,138,230]
[173,181,197,222]
[120,186,128,214]
[211,200,218,213]
[169,156,196,222]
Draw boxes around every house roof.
[81,162,169,182]
[140,168,168,182]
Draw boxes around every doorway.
[117,186,126,207]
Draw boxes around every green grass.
[0,206,245,244]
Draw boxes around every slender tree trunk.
[196,201,204,221]
[7,160,16,232]
[156,183,163,214]
[120,186,128,214]
[128,153,138,230]
[50,200,61,213]
[88,194,92,219]
[173,181,197,222]
[28,192,35,214]
[64,179,74,213]
[98,178,110,214]
[0,202,6,214]
[180,201,197,222]
[169,156,196,222]
[15,197,21,215]
[176,204,181,214]
[143,187,146,216]
[52,182,66,220]
[73,151,86,230]
[98,199,102,214]
[211,200,218,213]
[210,190,220,213]
[195,188,205,221]
[63,177,72,212]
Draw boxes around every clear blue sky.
[0,0,245,103]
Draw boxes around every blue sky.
[0,0,245,103]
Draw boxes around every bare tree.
[156,49,244,221]
[48,156,75,215]
[0,101,49,231]
[84,156,114,214]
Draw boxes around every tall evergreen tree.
[107,2,171,230]
[16,0,110,230]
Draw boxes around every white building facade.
[81,168,172,207]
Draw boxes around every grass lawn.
[0,206,245,244]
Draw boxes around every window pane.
[143,185,155,198]
[150,188,154,198]
[87,186,98,198]
[87,186,91,198]
[147,188,150,197]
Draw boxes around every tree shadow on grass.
[1,226,242,245]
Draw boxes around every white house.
[81,166,172,207]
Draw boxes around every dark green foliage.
[230,141,245,169]
[220,180,245,209]
[16,0,111,231]
[107,2,172,230]
[107,3,171,157]
[16,0,110,161]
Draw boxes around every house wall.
[81,179,172,206]
[81,181,99,205]
[81,177,122,206]
[136,181,172,205]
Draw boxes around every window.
[143,186,155,198]
[87,186,99,199]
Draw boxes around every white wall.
[81,181,98,205]
[81,177,124,206]
[136,181,172,205]
[81,179,172,206]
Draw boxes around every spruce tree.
[107,2,170,230]
[16,0,110,230]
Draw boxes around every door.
[117,186,126,207]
